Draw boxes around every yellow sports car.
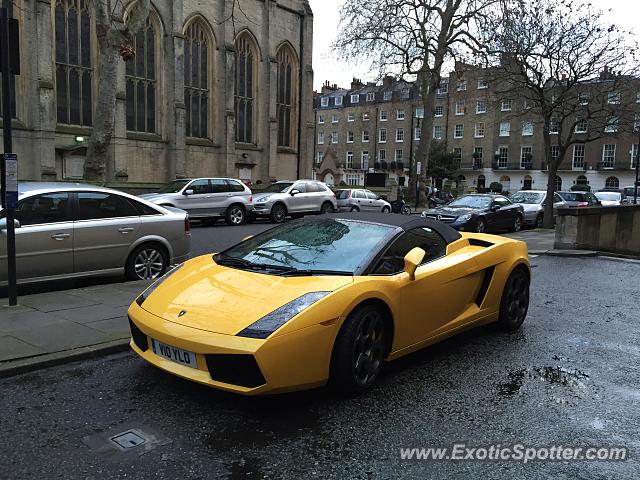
[128,213,530,395]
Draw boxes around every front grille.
[424,214,457,223]
[128,317,149,352]
[205,354,266,388]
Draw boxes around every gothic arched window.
[125,17,158,133]
[55,0,92,126]
[276,45,297,148]
[235,33,257,144]
[184,19,211,139]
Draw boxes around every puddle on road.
[497,365,590,400]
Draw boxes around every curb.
[545,250,599,257]
[0,339,131,379]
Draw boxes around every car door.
[172,179,212,217]
[492,196,513,230]
[364,190,379,211]
[303,181,323,212]
[0,192,74,282]
[208,179,232,217]
[287,182,308,213]
[73,191,141,273]
[371,227,483,348]
[351,190,366,210]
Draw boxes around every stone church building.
[6,0,314,184]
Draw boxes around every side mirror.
[491,205,501,212]
[183,189,195,196]
[290,189,300,196]
[404,247,426,281]
[376,195,381,200]
[0,218,20,229]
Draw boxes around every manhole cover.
[110,430,147,450]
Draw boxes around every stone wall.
[554,205,640,256]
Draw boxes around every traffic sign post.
[1,5,19,306]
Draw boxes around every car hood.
[139,193,171,202]
[599,200,619,206]
[423,206,479,217]
[252,192,283,202]
[516,203,542,213]
[139,255,353,335]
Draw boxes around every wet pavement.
[1,256,639,479]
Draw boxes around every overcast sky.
[308,0,640,90]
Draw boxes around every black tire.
[321,202,335,214]
[497,268,530,331]
[382,206,390,213]
[511,214,523,232]
[535,213,544,229]
[330,304,387,394]
[225,204,245,226]
[350,206,360,212]
[475,217,486,233]
[270,203,287,223]
[401,205,411,215]
[125,243,169,281]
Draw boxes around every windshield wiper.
[215,256,298,273]
[279,268,353,277]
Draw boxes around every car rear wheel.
[321,202,335,214]
[401,205,411,215]
[350,206,360,212]
[511,214,523,232]
[330,304,387,394]
[535,213,544,229]
[382,206,390,213]
[497,268,530,331]
[225,204,245,226]
[475,218,486,233]
[126,244,169,281]
[270,203,287,223]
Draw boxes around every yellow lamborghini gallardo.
[128,213,530,395]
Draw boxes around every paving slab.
[88,317,131,337]
[0,310,66,334]
[0,336,46,361]
[9,321,117,352]
[19,291,99,312]
[50,304,127,324]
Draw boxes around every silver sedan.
[0,183,191,285]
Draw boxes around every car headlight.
[237,291,330,339]
[256,196,271,203]
[458,214,472,222]
[135,264,183,306]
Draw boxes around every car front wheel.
[126,244,169,281]
[511,214,523,232]
[330,304,387,394]
[497,268,530,331]
[321,202,335,214]
[535,213,544,229]
[270,203,287,223]
[382,206,390,213]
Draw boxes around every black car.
[421,194,524,233]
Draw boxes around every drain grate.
[110,430,147,450]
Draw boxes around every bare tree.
[335,0,498,203]
[486,0,639,228]
[83,0,150,181]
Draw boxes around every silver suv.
[251,180,337,223]
[140,178,253,225]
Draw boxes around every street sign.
[4,152,17,208]
[416,161,422,174]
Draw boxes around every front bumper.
[251,202,273,216]
[522,211,539,225]
[127,302,337,395]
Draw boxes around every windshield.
[510,192,544,204]
[262,182,294,194]
[448,196,492,209]
[595,192,621,201]
[157,180,190,194]
[217,218,396,275]
[558,192,585,202]
[336,190,351,200]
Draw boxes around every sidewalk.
[0,280,150,375]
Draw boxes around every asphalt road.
[2,256,639,479]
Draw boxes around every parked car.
[595,190,623,206]
[251,180,337,223]
[421,194,524,233]
[140,178,253,225]
[0,183,191,285]
[509,190,567,228]
[556,191,602,208]
[622,186,640,204]
[128,212,530,395]
[336,189,391,213]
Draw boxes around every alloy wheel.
[272,204,286,223]
[134,248,165,280]
[536,214,544,229]
[228,206,244,225]
[514,215,522,232]
[505,272,529,326]
[322,203,334,214]
[352,312,385,387]
[476,219,486,233]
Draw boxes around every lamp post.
[631,141,640,204]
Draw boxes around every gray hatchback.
[140,178,253,225]
[0,183,191,285]
[336,189,392,213]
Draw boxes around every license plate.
[151,339,198,369]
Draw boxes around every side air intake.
[469,238,494,248]
[475,266,496,307]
